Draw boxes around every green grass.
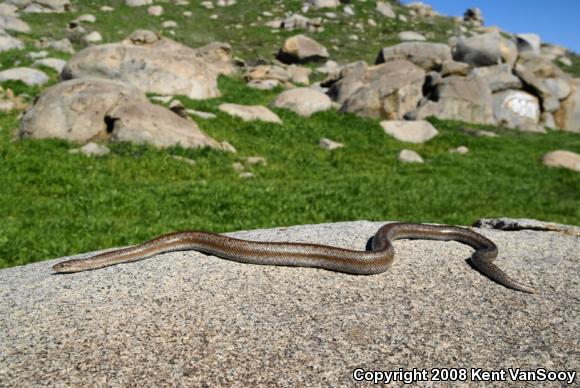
[0,75,579,268]
[0,1,579,269]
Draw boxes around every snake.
[52,222,535,293]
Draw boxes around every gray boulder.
[415,75,496,125]
[339,60,426,120]
[376,1,395,18]
[542,150,580,172]
[452,32,518,67]
[0,221,576,385]
[6,0,71,13]
[516,33,541,55]
[18,78,148,142]
[277,34,329,64]
[376,42,452,71]
[0,67,48,85]
[271,87,332,117]
[470,64,522,92]
[381,120,438,143]
[108,102,225,150]
[554,78,580,132]
[0,15,31,33]
[492,90,544,132]
[61,31,234,99]
[0,30,23,51]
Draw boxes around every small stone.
[186,109,217,120]
[69,142,110,157]
[398,149,424,163]
[232,162,244,171]
[319,138,344,150]
[449,146,469,154]
[243,156,267,166]
[148,5,163,16]
[171,155,196,166]
[239,172,255,179]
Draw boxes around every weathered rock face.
[492,90,544,132]
[108,102,223,149]
[554,79,580,132]
[415,75,496,125]
[471,64,522,92]
[327,60,368,104]
[271,87,332,117]
[277,34,329,64]
[376,42,452,71]
[452,32,518,67]
[516,33,541,55]
[61,31,232,99]
[18,78,148,142]
[5,221,574,386]
[339,59,425,119]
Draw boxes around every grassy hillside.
[0,1,579,268]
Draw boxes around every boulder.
[470,64,522,92]
[0,221,576,386]
[398,31,426,42]
[108,102,225,150]
[376,42,452,71]
[340,60,425,120]
[61,31,234,99]
[405,2,437,18]
[218,103,282,124]
[439,60,470,77]
[327,60,368,104]
[463,7,483,27]
[492,90,544,132]
[554,78,580,132]
[380,120,438,144]
[271,87,332,117]
[398,149,424,163]
[376,1,395,18]
[0,30,23,52]
[307,0,339,8]
[0,15,31,33]
[542,150,580,172]
[516,33,541,55]
[452,32,518,67]
[277,34,329,64]
[0,3,18,16]
[0,67,48,86]
[32,57,67,73]
[18,78,148,142]
[415,75,496,125]
[6,0,71,13]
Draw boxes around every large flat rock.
[1,221,578,385]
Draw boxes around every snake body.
[52,223,535,293]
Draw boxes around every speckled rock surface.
[1,221,578,386]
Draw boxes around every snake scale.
[52,222,535,293]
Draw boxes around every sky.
[400,0,579,54]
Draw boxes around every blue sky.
[400,0,579,53]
